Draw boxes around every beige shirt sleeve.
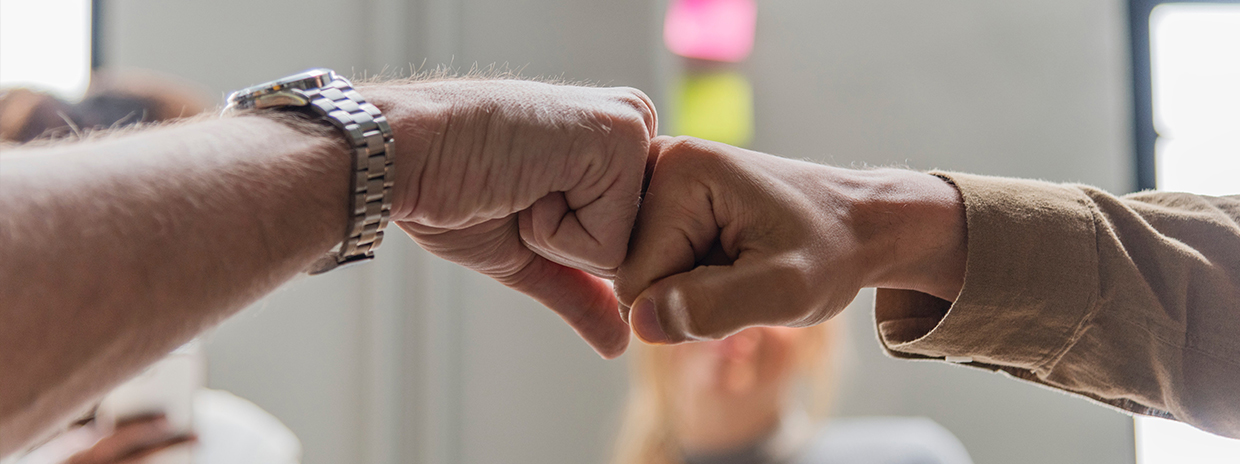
[873,171,1240,438]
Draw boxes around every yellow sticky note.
[673,72,754,147]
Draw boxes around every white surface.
[1136,416,1240,464]
[1156,137,1240,196]
[96,344,203,464]
[1151,5,1240,139]
[746,2,1136,464]
[1140,5,1240,463]
[0,0,90,99]
[193,389,302,464]
[1151,4,1240,197]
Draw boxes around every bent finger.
[519,192,623,278]
[69,416,191,464]
[114,435,196,464]
[629,254,823,344]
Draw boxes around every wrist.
[847,168,967,302]
[223,114,353,256]
[355,83,450,221]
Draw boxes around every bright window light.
[1141,4,1240,460]
[1151,4,1240,139]
[0,0,92,100]
[1150,3,1240,197]
[1136,416,1240,464]
[1155,136,1240,197]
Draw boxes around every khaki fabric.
[873,172,1240,438]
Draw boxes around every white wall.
[105,1,1136,463]
[743,2,1137,464]
[745,0,1134,191]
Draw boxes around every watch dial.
[226,68,337,107]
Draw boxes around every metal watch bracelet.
[300,77,395,274]
[224,70,394,274]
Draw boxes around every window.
[1148,4,1240,196]
[0,0,93,100]
[1130,1,1240,460]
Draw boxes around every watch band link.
[303,79,395,274]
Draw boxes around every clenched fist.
[366,79,658,358]
[615,137,966,344]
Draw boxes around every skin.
[670,327,803,455]
[615,136,967,344]
[63,416,194,464]
[11,415,192,464]
[0,79,655,455]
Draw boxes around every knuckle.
[659,135,698,153]
[614,86,654,112]
[619,86,652,102]
[612,87,658,137]
[660,136,708,157]
[656,137,726,173]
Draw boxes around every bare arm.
[0,115,350,452]
[0,79,656,454]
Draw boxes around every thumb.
[629,253,822,344]
[502,255,632,359]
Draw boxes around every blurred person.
[615,136,1240,440]
[612,322,971,464]
[0,69,210,143]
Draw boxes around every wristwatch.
[224,68,395,274]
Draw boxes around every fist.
[615,137,870,344]
[367,79,658,358]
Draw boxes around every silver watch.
[224,68,395,274]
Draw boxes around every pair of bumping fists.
[380,80,886,358]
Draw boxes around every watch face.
[226,68,339,108]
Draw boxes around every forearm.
[0,115,348,452]
[0,74,660,453]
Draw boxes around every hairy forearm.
[0,115,348,452]
[0,75,658,451]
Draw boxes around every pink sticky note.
[664,0,757,62]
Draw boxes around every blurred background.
[2,0,1237,463]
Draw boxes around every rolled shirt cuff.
[873,171,1100,374]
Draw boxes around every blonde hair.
[610,321,840,464]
